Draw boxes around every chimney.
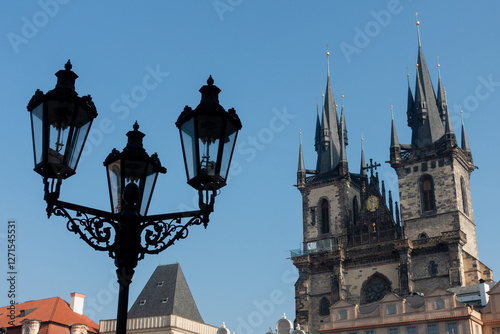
[70,292,85,315]
[479,279,490,306]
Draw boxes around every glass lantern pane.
[30,104,44,167]
[107,160,122,214]
[140,169,158,216]
[199,136,220,178]
[47,100,75,166]
[67,106,93,171]
[180,119,197,180]
[219,129,238,182]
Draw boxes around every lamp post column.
[114,184,141,334]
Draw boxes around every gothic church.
[292,21,493,334]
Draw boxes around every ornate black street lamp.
[27,61,242,334]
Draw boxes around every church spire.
[408,16,445,148]
[316,50,342,173]
[461,111,471,153]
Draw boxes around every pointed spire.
[389,190,394,219]
[360,135,367,177]
[406,72,415,128]
[340,90,348,146]
[436,61,448,125]
[326,45,331,78]
[416,13,422,47]
[444,90,455,136]
[298,131,305,172]
[461,110,471,152]
[339,115,347,163]
[314,99,321,152]
[409,16,445,147]
[316,50,341,173]
[324,50,341,166]
[390,105,400,148]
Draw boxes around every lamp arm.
[50,201,118,257]
[136,190,216,258]
[136,214,205,259]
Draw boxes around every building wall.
[396,153,478,259]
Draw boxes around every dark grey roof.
[128,263,204,322]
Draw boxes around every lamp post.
[27,61,242,334]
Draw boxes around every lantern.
[27,60,97,179]
[176,76,241,191]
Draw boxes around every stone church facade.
[291,23,493,334]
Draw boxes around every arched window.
[353,197,359,224]
[419,233,428,239]
[320,199,330,234]
[360,273,392,304]
[421,175,435,212]
[461,177,469,215]
[320,297,330,315]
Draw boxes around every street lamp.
[26,61,242,334]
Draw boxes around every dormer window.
[162,298,168,303]
[157,281,164,287]
[139,300,146,306]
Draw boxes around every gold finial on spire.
[416,13,422,47]
[326,44,331,77]
[341,87,344,99]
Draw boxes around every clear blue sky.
[1,1,499,333]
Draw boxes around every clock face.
[366,195,379,212]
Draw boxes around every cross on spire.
[364,158,381,177]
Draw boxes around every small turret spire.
[461,110,471,152]
[298,131,305,172]
[314,99,321,152]
[360,135,367,177]
[390,105,400,148]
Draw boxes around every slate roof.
[0,297,98,333]
[128,263,204,322]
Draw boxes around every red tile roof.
[0,297,98,333]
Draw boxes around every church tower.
[389,19,492,292]
[293,52,404,334]
[292,21,493,334]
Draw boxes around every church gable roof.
[331,299,356,309]
[128,263,203,322]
